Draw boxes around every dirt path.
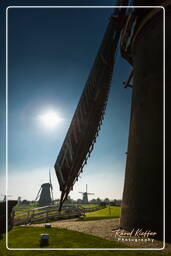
[31,218,170,252]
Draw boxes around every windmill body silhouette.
[79,184,94,204]
[35,170,54,206]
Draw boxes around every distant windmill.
[35,170,54,206]
[17,196,22,205]
[79,184,94,204]
[1,194,12,201]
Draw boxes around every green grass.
[7,226,127,248]
[0,227,169,256]
[14,205,37,219]
[14,204,36,211]
[14,205,61,222]
[78,204,98,208]
[82,206,120,221]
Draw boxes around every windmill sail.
[49,169,54,202]
[54,9,126,210]
[49,169,52,188]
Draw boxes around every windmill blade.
[35,187,41,201]
[87,193,94,195]
[51,188,54,203]
[79,192,84,194]
[55,6,127,210]
[49,169,54,203]
[49,169,53,189]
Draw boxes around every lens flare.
[38,110,63,129]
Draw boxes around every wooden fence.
[13,204,105,226]
[77,205,105,212]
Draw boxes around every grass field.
[14,204,36,211]
[14,205,37,217]
[83,206,120,221]
[14,204,98,215]
[0,227,169,256]
[7,226,127,248]
[78,204,98,208]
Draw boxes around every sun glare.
[38,110,63,129]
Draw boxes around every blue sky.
[0,1,132,201]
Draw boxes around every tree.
[90,199,97,204]
[104,198,110,204]
[96,198,101,205]
[77,199,82,204]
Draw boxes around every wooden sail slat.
[54,10,126,210]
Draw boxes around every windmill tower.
[17,196,22,205]
[79,184,94,204]
[35,170,54,206]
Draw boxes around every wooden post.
[27,210,30,224]
[30,210,34,224]
[108,203,111,216]
[11,209,15,226]
[46,210,49,222]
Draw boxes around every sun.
[38,110,63,129]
